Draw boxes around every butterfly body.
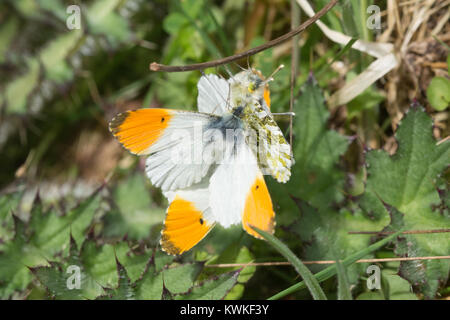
[109,68,292,255]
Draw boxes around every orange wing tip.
[263,87,271,109]
[242,174,276,239]
[160,196,214,256]
[108,108,173,155]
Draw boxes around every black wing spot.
[255,185,259,190]
[161,117,165,123]
[199,218,204,225]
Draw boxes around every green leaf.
[99,259,136,300]
[0,190,22,241]
[269,231,402,300]
[163,263,203,294]
[2,58,40,114]
[426,77,450,111]
[356,269,418,300]
[0,191,101,298]
[31,237,104,300]
[365,107,450,298]
[0,17,19,64]
[134,260,236,300]
[176,270,240,300]
[104,173,165,240]
[163,12,188,35]
[39,30,83,83]
[292,200,389,284]
[288,77,349,208]
[32,238,153,300]
[86,0,132,44]
[252,226,327,300]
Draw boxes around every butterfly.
[109,68,293,255]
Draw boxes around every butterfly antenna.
[224,65,234,78]
[233,61,245,72]
[265,64,285,83]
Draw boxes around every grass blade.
[251,226,327,300]
[268,230,402,300]
[336,258,352,300]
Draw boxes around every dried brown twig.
[348,229,450,235]
[205,256,450,268]
[149,0,339,72]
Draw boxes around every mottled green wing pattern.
[242,101,293,183]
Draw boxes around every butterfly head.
[230,69,267,103]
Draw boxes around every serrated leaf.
[134,266,164,299]
[133,262,203,299]
[0,191,22,241]
[30,191,101,255]
[292,200,389,284]
[163,263,203,294]
[32,238,152,300]
[31,238,104,300]
[269,231,403,300]
[204,245,255,283]
[356,269,418,300]
[0,191,101,298]
[176,270,240,300]
[287,78,349,208]
[365,107,450,298]
[99,259,135,300]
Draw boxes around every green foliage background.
[0,0,448,300]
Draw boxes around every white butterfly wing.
[110,108,221,191]
[197,74,230,115]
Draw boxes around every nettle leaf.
[0,190,22,241]
[99,259,136,300]
[356,269,418,300]
[175,270,241,300]
[0,191,101,298]
[97,255,231,300]
[32,238,153,300]
[31,237,103,300]
[104,173,165,240]
[292,200,389,284]
[201,244,256,300]
[287,77,349,208]
[365,107,450,298]
[134,262,205,299]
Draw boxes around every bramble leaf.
[365,107,450,298]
